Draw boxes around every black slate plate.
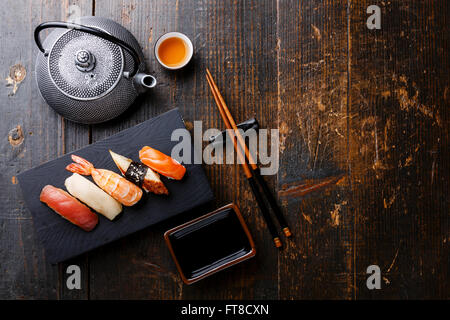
[17,108,214,263]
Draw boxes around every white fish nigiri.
[64,173,122,220]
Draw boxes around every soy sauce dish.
[164,203,256,285]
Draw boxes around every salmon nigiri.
[139,146,186,180]
[40,185,98,231]
[66,155,143,206]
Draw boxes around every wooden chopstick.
[206,69,292,238]
[206,70,283,248]
[206,70,258,168]
[205,78,251,177]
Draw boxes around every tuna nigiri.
[66,155,143,206]
[65,173,122,220]
[40,185,98,231]
[109,150,169,195]
[139,146,186,180]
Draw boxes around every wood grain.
[277,0,353,299]
[87,0,280,300]
[349,0,449,299]
[1,0,448,299]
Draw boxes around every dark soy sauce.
[169,207,252,280]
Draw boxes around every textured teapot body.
[35,16,155,124]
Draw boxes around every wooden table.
[1,0,448,300]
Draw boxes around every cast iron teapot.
[34,16,156,124]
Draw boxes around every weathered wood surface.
[0,0,448,299]
[349,0,449,299]
[0,0,92,300]
[277,0,353,299]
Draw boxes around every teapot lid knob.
[75,49,96,72]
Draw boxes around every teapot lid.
[48,28,124,100]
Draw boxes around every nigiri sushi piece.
[66,155,143,206]
[65,173,122,220]
[109,150,169,195]
[40,185,98,231]
[139,146,186,180]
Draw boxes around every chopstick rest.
[209,118,259,143]
[208,117,291,239]
[206,68,290,248]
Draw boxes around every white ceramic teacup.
[154,32,193,70]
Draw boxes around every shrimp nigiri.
[66,155,143,206]
[139,146,186,180]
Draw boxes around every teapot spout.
[133,73,157,92]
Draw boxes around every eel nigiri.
[109,150,169,195]
[66,155,143,206]
[139,146,186,180]
[65,173,122,220]
[40,185,98,231]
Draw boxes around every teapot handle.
[34,21,141,77]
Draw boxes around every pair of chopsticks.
[206,69,291,248]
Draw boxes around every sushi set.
[42,144,185,230]
[18,109,214,263]
[23,16,278,283]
